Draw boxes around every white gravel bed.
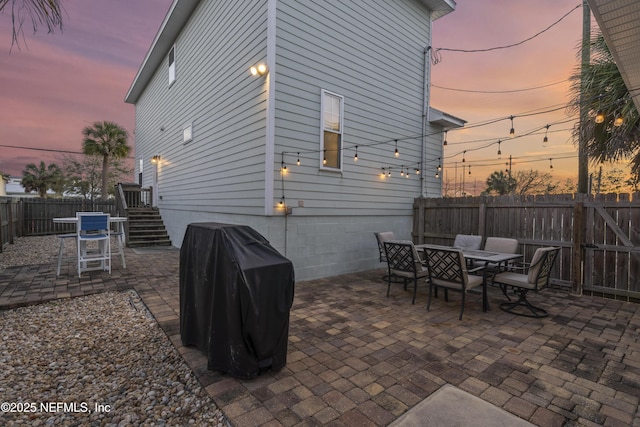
[0,291,226,426]
[0,235,61,271]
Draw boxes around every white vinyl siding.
[134,0,269,217]
[273,0,436,216]
[320,90,343,170]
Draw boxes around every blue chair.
[76,212,111,277]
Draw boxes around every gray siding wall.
[273,0,441,216]
[134,0,269,216]
[132,0,446,280]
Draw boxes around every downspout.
[421,13,433,198]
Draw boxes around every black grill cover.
[179,222,295,379]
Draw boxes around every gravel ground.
[0,237,227,426]
[0,235,61,271]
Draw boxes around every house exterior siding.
[134,0,270,216]
[128,0,457,280]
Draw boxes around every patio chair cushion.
[375,231,396,262]
[484,237,518,254]
[453,234,482,250]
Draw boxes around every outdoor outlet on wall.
[286,207,293,215]
[298,200,304,207]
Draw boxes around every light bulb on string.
[543,125,550,144]
[354,146,358,162]
[497,140,502,158]
[549,158,553,169]
[394,140,399,158]
[400,166,405,177]
[387,168,391,177]
[443,130,448,146]
[509,115,515,137]
[323,150,327,165]
[462,150,466,163]
[437,157,441,171]
[468,165,471,175]
[380,168,386,178]
[297,153,300,166]
[614,113,624,127]
[281,161,287,174]
[594,94,605,124]
[416,168,420,175]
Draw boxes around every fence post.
[478,199,486,237]
[572,200,584,294]
[8,199,14,244]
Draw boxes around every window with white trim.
[168,45,176,85]
[183,122,193,144]
[320,90,343,170]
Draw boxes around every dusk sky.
[0,0,172,176]
[1,1,598,193]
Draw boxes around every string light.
[549,158,553,169]
[400,166,405,177]
[614,113,624,127]
[354,146,358,162]
[297,153,300,166]
[323,150,327,165]
[394,140,399,158]
[380,167,386,178]
[509,115,515,137]
[462,150,466,163]
[594,110,605,124]
[497,140,502,158]
[543,125,550,144]
[281,161,287,173]
[437,158,442,171]
[416,168,421,175]
[468,165,471,175]
[387,168,391,177]
[443,130,448,146]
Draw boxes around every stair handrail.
[115,183,136,245]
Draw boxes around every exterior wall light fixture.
[250,63,268,76]
[151,155,161,164]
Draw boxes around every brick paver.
[1,244,639,426]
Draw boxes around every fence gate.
[583,195,640,300]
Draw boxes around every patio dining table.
[415,244,522,311]
[53,216,128,271]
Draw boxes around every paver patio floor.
[1,244,639,426]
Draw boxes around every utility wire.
[433,4,581,55]
[432,80,567,94]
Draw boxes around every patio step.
[125,208,172,247]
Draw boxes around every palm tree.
[484,170,516,196]
[0,0,63,48]
[568,32,640,179]
[21,160,62,197]
[82,121,131,200]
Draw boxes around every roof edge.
[125,0,200,104]
[429,107,466,128]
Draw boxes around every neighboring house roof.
[125,0,457,105]
[429,107,466,129]
[587,0,640,112]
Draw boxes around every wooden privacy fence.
[0,197,22,252]
[22,198,117,235]
[413,193,640,301]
